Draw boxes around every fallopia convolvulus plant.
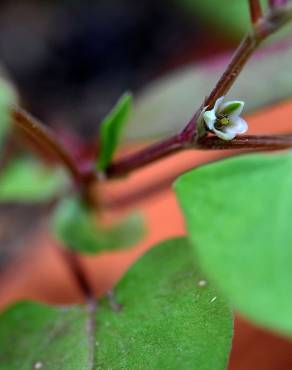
[0,1,292,369]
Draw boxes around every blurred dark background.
[0,0,247,268]
[0,0,234,138]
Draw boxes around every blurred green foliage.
[52,196,144,254]
[177,0,271,40]
[0,158,67,203]
[0,79,17,149]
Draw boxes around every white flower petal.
[229,116,248,134]
[219,100,245,118]
[203,110,217,130]
[213,96,225,112]
[213,128,236,141]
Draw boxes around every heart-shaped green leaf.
[96,238,233,369]
[0,238,233,369]
[0,158,68,203]
[97,92,132,171]
[175,152,292,335]
[51,196,144,254]
[0,303,89,369]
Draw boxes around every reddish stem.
[107,134,183,177]
[59,247,96,369]
[106,5,292,179]
[60,247,93,299]
[197,135,292,150]
[248,0,263,24]
[12,105,83,185]
[205,35,258,109]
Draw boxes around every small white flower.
[201,96,248,141]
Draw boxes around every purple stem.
[197,135,292,150]
[248,0,263,24]
[107,134,183,177]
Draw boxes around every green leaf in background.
[177,0,271,41]
[97,92,132,171]
[0,238,233,369]
[0,79,18,149]
[52,196,144,254]
[176,1,290,41]
[175,152,292,336]
[178,0,249,40]
[123,37,292,141]
[0,158,68,203]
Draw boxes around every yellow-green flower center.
[214,114,230,130]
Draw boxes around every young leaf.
[51,196,144,254]
[97,92,132,171]
[0,238,233,369]
[175,152,292,336]
[0,158,68,203]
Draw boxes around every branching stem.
[10,5,292,182]
[205,4,292,107]
[105,3,292,179]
